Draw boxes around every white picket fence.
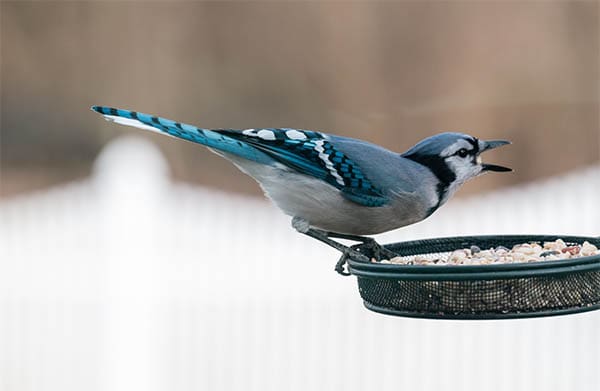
[1,136,599,391]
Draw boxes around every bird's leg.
[292,217,370,274]
[293,226,369,262]
[291,217,397,274]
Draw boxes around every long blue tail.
[91,106,274,164]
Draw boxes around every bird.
[92,106,511,265]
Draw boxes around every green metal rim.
[348,234,600,281]
[363,301,600,320]
[352,261,600,281]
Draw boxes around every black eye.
[457,148,469,158]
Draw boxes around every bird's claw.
[356,238,397,261]
[334,240,394,276]
[334,253,352,276]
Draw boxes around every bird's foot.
[325,232,397,261]
[362,239,397,261]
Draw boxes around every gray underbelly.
[219,152,429,235]
[278,191,426,235]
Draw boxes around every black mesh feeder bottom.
[343,235,600,319]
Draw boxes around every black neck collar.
[404,153,456,214]
[404,154,456,187]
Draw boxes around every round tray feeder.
[337,235,600,319]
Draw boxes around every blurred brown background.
[1,1,598,198]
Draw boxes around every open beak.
[481,140,512,172]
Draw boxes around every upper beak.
[481,139,511,152]
[480,139,512,172]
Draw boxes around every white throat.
[440,156,483,204]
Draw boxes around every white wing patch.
[285,129,307,140]
[242,128,310,141]
[314,140,345,186]
[242,128,276,141]
[257,129,276,140]
[102,114,175,138]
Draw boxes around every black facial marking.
[404,154,456,188]
[465,137,479,154]
[404,153,456,217]
[462,137,480,165]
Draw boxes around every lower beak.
[481,139,512,172]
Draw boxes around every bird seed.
[375,239,599,265]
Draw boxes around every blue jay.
[92,106,511,264]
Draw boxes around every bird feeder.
[333,235,600,319]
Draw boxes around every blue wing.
[92,106,389,207]
[219,129,389,207]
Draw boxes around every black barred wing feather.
[219,128,389,207]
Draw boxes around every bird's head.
[402,132,511,196]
